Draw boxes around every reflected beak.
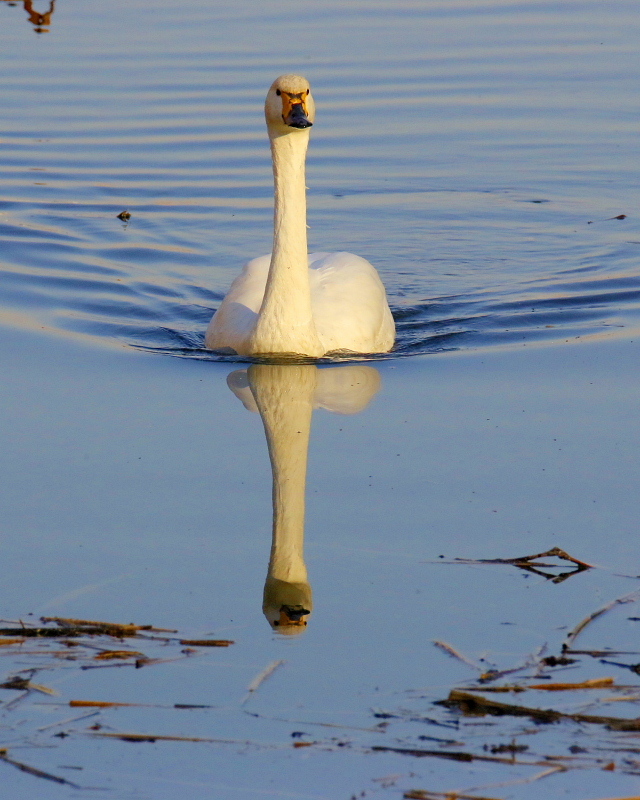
[276,604,310,626]
[282,96,312,129]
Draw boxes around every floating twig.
[370,744,542,766]
[42,616,176,633]
[37,711,100,731]
[600,659,640,675]
[433,641,482,671]
[526,677,614,691]
[438,689,640,730]
[245,708,385,734]
[471,677,615,693]
[70,700,139,708]
[68,699,214,709]
[241,659,285,706]
[435,547,593,584]
[404,791,503,800]
[0,749,82,788]
[89,731,281,750]
[563,589,640,651]
[178,639,234,647]
[91,732,220,743]
[0,627,87,638]
[0,675,58,695]
[94,650,145,661]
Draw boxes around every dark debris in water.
[588,213,627,224]
[0,614,235,789]
[357,580,640,799]
[436,689,640,730]
[404,793,503,800]
[432,546,593,584]
[3,593,640,796]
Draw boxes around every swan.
[206,74,395,358]
[227,364,382,633]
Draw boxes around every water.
[1,1,640,798]
[1,0,639,358]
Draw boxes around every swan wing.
[205,255,271,352]
[308,252,395,353]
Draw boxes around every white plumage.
[205,74,395,358]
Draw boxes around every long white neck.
[248,131,324,357]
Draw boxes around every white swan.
[227,364,382,633]
[206,74,395,358]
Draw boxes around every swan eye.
[276,89,281,96]
[306,89,309,95]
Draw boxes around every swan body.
[206,74,395,358]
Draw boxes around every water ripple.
[2,206,638,362]
[1,0,639,360]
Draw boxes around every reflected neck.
[249,365,316,583]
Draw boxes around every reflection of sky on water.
[1,323,640,797]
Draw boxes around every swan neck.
[248,131,323,356]
[271,131,309,265]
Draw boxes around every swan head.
[265,74,315,135]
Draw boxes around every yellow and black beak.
[280,92,312,129]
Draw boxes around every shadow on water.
[227,363,381,632]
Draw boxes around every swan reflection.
[2,0,56,32]
[227,364,381,634]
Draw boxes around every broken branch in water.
[41,616,177,633]
[563,589,640,651]
[0,675,58,695]
[438,689,640,730]
[90,732,218,743]
[241,659,285,706]
[433,641,483,671]
[37,711,101,731]
[370,743,543,766]
[0,749,82,788]
[67,700,215,709]
[245,707,385,734]
[435,547,593,584]
[404,791,503,800]
[474,678,616,693]
[526,677,614,691]
[89,731,284,750]
[178,639,234,647]
[93,650,145,661]
[600,659,640,675]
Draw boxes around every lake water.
[1,1,640,798]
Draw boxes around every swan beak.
[284,102,312,129]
